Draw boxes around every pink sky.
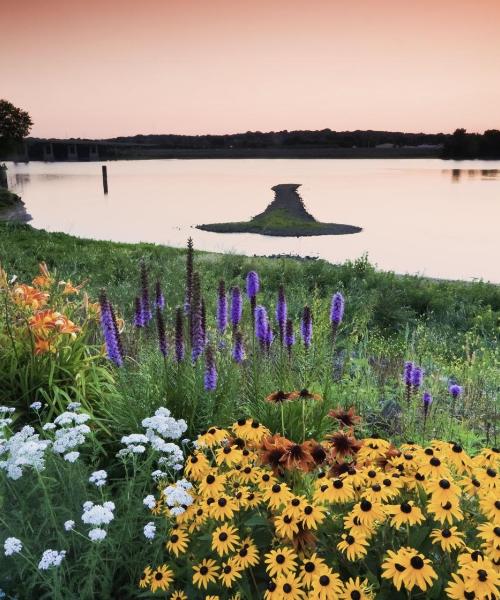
[2,0,500,138]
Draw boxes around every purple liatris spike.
[140,260,152,324]
[98,290,123,367]
[254,305,269,347]
[204,344,217,391]
[275,284,287,343]
[411,366,423,389]
[155,281,165,310]
[201,298,207,347]
[246,271,260,299]
[330,292,345,326]
[232,331,245,363]
[230,286,242,330]
[108,302,124,364]
[156,307,168,357]
[423,391,433,416]
[449,384,463,399]
[285,318,295,356]
[216,280,228,333]
[175,307,184,362]
[265,323,274,352]
[184,237,194,314]
[300,306,312,349]
[404,361,414,386]
[190,272,204,361]
[134,296,144,328]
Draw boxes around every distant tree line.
[442,128,500,159]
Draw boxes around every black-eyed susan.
[477,523,500,550]
[298,553,328,588]
[263,579,280,600]
[236,464,259,484]
[426,478,461,504]
[419,454,451,479]
[356,437,391,462]
[166,528,189,557]
[314,478,355,504]
[444,442,473,474]
[209,494,238,521]
[398,547,438,592]
[283,495,307,519]
[184,452,211,480]
[215,444,244,467]
[242,419,271,444]
[243,490,262,509]
[219,558,243,588]
[461,476,483,497]
[139,566,152,589]
[386,501,425,528]
[460,556,500,598]
[340,577,374,600]
[337,532,369,560]
[381,548,409,591]
[445,573,479,599]
[479,492,500,524]
[275,512,300,539]
[311,569,343,600]
[362,481,394,503]
[188,505,208,533]
[477,467,499,490]
[257,469,278,489]
[343,513,374,539]
[351,499,386,527]
[265,547,298,577]
[199,471,226,497]
[197,426,230,448]
[211,523,240,556]
[427,497,463,525]
[192,558,219,589]
[430,526,465,552]
[150,564,174,593]
[263,482,293,509]
[169,592,188,600]
[275,573,307,600]
[233,538,260,569]
[457,549,485,569]
[300,503,326,530]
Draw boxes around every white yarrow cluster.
[63,451,80,463]
[142,407,187,441]
[88,528,107,542]
[4,537,22,556]
[81,501,115,526]
[162,478,193,516]
[143,495,156,509]
[89,470,107,487]
[143,522,156,540]
[64,520,75,532]
[38,549,66,570]
[30,401,43,411]
[0,426,51,480]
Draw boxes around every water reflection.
[444,169,499,182]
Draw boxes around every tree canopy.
[0,100,33,154]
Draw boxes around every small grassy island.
[0,188,31,222]
[197,183,362,237]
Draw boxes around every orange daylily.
[32,262,54,289]
[59,279,86,295]
[13,285,49,310]
[34,337,55,355]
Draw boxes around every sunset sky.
[3,0,500,138]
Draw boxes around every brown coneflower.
[375,444,402,469]
[302,440,327,466]
[326,431,363,461]
[266,390,293,404]
[328,407,361,428]
[328,461,356,478]
[260,435,292,473]
[292,523,317,554]
[289,388,323,402]
[279,442,316,472]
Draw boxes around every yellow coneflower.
[326,431,362,461]
[192,558,219,589]
[381,548,410,591]
[356,438,391,462]
[274,572,307,600]
[418,454,451,479]
[256,469,278,489]
[351,499,386,527]
[184,451,211,480]
[196,426,229,448]
[399,548,438,592]
[478,492,500,524]
[457,548,486,568]
[343,514,375,539]
[283,496,307,520]
[427,497,463,525]
[169,591,188,600]
[166,528,189,557]
[236,464,259,484]
[460,556,500,598]
[209,494,238,521]
[340,577,374,600]
[263,579,281,600]
[243,490,262,509]
[211,523,240,556]
[264,547,298,577]
[139,566,152,589]
[477,522,500,550]
[188,505,208,533]
[445,573,481,600]
[219,558,243,587]
[443,442,473,474]
[275,512,300,539]
[198,471,226,497]
[215,445,244,467]
[233,538,260,569]
[425,478,461,504]
[311,569,344,599]
[299,503,326,530]
[461,475,483,497]
[430,527,465,552]
[476,466,499,490]
[314,478,354,504]
[263,482,293,509]
[386,501,425,528]
[362,481,395,504]
[150,564,174,593]
[337,532,369,560]
[298,553,328,588]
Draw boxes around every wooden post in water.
[102,165,108,194]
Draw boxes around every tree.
[0,99,33,156]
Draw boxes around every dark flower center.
[439,479,450,489]
[206,475,215,484]
[200,566,208,575]
[304,506,313,515]
[372,484,381,492]
[333,480,344,489]
[239,548,248,557]
[494,527,500,537]
[416,473,425,481]
[219,532,228,541]
[207,497,215,505]
[267,581,277,591]
[191,456,198,463]
[321,484,329,492]
[283,583,292,593]
[284,515,293,524]
[304,562,315,572]
[452,444,462,453]
[262,474,270,482]
[276,554,285,564]
[464,593,475,600]
[430,457,441,466]
[486,468,497,477]
[410,556,424,569]
[208,428,216,435]
[247,493,255,501]
[291,498,300,506]
[218,498,227,507]
[351,592,361,600]
[346,535,355,545]
[237,418,246,426]
[272,484,281,493]
[170,534,179,543]
[360,500,372,512]
[395,563,405,572]
[403,454,413,461]
[368,470,377,478]
[471,551,483,561]
[319,575,330,586]
[223,447,231,454]
[442,501,452,510]
[383,479,392,487]
[442,529,451,538]
[401,502,412,514]
[495,501,500,509]
[251,420,260,428]
[424,448,434,455]
[472,479,481,487]
[223,565,231,574]
[477,569,488,582]
[155,572,163,581]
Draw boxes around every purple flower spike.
[275,285,287,343]
[230,286,242,330]
[255,305,269,348]
[175,307,184,362]
[99,290,123,367]
[140,261,152,324]
[204,345,217,391]
[156,307,168,357]
[330,292,345,326]
[134,296,144,328]
[404,361,414,386]
[190,273,204,362]
[216,280,228,334]
[423,391,433,416]
[232,331,245,364]
[300,306,312,349]
[285,318,295,357]
[449,384,463,399]
[411,366,423,389]
[155,281,165,310]
[246,271,260,299]
[265,324,274,352]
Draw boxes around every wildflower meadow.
[0,231,499,599]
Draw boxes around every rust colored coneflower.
[289,389,322,402]
[279,442,316,472]
[292,523,317,554]
[326,431,363,461]
[375,444,401,469]
[302,440,327,465]
[328,407,361,429]
[260,435,292,473]
[328,461,356,478]
[265,390,293,404]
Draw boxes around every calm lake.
[5,158,500,283]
